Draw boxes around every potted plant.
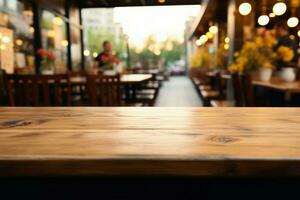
[228,41,261,74]
[229,32,276,82]
[37,48,56,75]
[276,46,295,82]
[255,33,276,82]
[258,62,273,82]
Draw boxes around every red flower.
[47,52,56,62]
[37,48,56,62]
[101,54,119,64]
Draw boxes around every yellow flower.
[262,61,273,68]
[277,46,294,62]
[255,37,264,47]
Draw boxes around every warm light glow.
[61,40,69,47]
[52,17,63,26]
[225,37,230,43]
[16,39,23,46]
[47,30,56,37]
[93,52,98,58]
[298,30,300,37]
[209,25,218,34]
[0,33,2,39]
[154,49,161,55]
[29,26,35,33]
[199,35,208,43]
[2,36,10,44]
[206,32,214,39]
[239,3,252,16]
[196,39,202,46]
[83,50,90,56]
[269,13,276,18]
[158,0,166,3]
[258,15,270,26]
[0,44,6,50]
[287,17,299,28]
[290,35,295,40]
[224,43,230,50]
[273,2,287,16]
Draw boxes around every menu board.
[0,27,14,74]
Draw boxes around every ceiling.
[79,0,202,8]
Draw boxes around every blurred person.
[95,41,119,71]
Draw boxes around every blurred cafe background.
[0,0,299,107]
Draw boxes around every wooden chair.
[210,73,244,107]
[241,74,254,107]
[200,72,224,106]
[67,71,88,105]
[86,74,121,106]
[5,74,71,106]
[0,70,7,106]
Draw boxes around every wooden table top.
[253,77,300,93]
[69,74,152,85]
[121,74,152,84]
[1,107,300,177]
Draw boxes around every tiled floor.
[155,76,203,107]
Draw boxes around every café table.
[252,77,300,106]
[69,74,153,85]
[252,77,300,93]
[1,107,300,177]
[69,74,153,101]
[1,107,300,198]
[120,74,152,84]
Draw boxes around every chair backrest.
[0,70,7,106]
[241,74,254,107]
[215,72,225,98]
[86,74,121,106]
[5,74,71,106]
[231,73,244,107]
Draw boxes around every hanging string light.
[287,0,299,28]
[258,15,270,26]
[209,25,218,34]
[273,1,287,16]
[269,13,276,18]
[239,2,252,16]
[258,0,270,26]
[287,17,299,28]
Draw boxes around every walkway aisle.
[155,76,203,107]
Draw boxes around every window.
[41,10,68,73]
[0,0,35,74]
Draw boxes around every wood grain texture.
[1,107,300,177]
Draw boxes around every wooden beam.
[100,0,109,7]
[140,0,146,6]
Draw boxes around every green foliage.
[85,30,184,69]
[130,35,184,68]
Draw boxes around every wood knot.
[0,120,32,129]
[207,136,239,144]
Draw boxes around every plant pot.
[259,68,272,82]
[281,67,296,82]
